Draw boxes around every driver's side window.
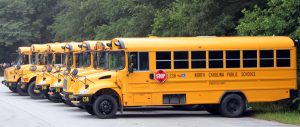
[129,52,149,71]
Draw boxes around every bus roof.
[31,44,48,53]
[47,43,66,53]
[18,47,31,54]
[113,36,295,51]
[63,42,81,52]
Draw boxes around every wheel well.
[220,91,247,103]
[29,76,36,84]
[92,88,120,105]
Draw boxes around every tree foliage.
[237,0,300,39]
[2,0,300,63]
[0,0,61,62]
[151,0,264,36]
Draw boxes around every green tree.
[0,0,61,63]
[151,0,264,36]
[237,0,300,39]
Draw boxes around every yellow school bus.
[46,42,81,104]
[29,43,66,99]
[17,44,48,96]
[60,41,99,106]
[63,41,109,107]
[2,47,31,93]
[59,37,298,118]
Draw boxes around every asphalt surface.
[0,77,298,127]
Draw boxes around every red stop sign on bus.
[154,70,167,83]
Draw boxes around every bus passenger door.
[125,52,151,105]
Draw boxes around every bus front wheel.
[93,95,118,119]
[16,81,28,96]
[28,82,44,99]
[219,94,246,117]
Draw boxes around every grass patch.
[254,111,300,125]
[250,101,300,125]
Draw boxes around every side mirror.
[72,68,78,76]
[128,54,134,73]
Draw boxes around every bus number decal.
[168,73,176,78]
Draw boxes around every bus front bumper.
[2,80,7,87]
[71,95,92,106]
[35,84,49,94]
[48,87,63,98]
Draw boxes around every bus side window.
[156,52,171,69]
[129,52,149,71]
[243,50,257,68]
[260,50,274,67]
[139,52,149,71]
[226,51,240,68]
[174,51,188,69]
[276,50,290,67]
[191,51,206,69]
[209,51,223,68]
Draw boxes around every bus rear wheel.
[93,95,118,119]
[28,82,44,99]
[16,81,28,96]
[219,94,246,117]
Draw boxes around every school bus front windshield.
[16,54,30,65]
[107,51,125,70]
[94,51,106,69]
[45,54,53,65]
[31,53,38,65]
[75,51,91,68]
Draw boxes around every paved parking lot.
[0,77,298,127]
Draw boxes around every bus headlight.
[47,66,52,73]
[79,89,89,95]
[42,66,47,72]
[30,66,37,71]
[55,65,61,72]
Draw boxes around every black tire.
[8,85,17,93]
[173,105,203,111]
[48,96,62,103]
[63,99,76,107]
[16,81,28,96]
[78,106,84,109]
[204,105,220,114]
[219,94,246,117]
[84,105,95,115]
[28,82,45,99]
[93,95,118,119]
